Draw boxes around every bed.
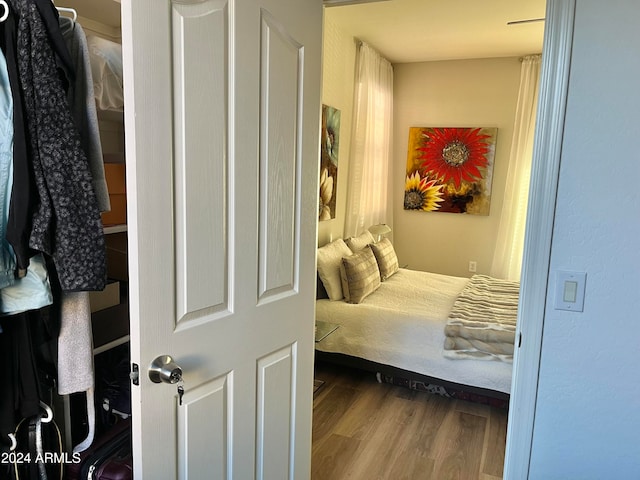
[314,234,519,400]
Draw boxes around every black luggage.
[65,418,131,480]
[94,450,133,480]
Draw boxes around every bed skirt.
[315,350,510,406]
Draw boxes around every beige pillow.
[340,246,381,304]
[317,239,353,300]
[370,238,399,281]
[345,230,375,252]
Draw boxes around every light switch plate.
[554,271,586,312]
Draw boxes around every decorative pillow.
[345,230,375,252]
[339,246,381,304]
[370,238,399,281]
[317,239,353,300]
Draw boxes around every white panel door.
[120,0,322,477]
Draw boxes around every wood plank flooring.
[312,362,507,480]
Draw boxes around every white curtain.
[343,42,393,238]
[491,55,542,281]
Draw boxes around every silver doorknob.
[149,355,183,384]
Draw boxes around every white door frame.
[503,0,576,478]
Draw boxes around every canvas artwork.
[319,105,341,221]
[404,127,497,215]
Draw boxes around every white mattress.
[315,268,513,394]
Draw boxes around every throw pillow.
[345,230,375,252]
[317,239,353,300]
[370,238,399,281]
[340,246,381,304]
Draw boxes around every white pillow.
[317,239,352,300]
[345,230,375,252]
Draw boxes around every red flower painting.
[418,128,491,188]
[405,127,497,215]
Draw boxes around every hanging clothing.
[0,307,58,452]
[56,16,106,454]
[57,291,96,453]
[3,0,77,276]
[87,35,124,112]
[0,47,53,309]
[1,9,35,277]
[0,3,107,463]
[0,253,52,314]
[59,16,110,213]
[0,36,54,317]
[0,46,16,290]
[11,0,106,291]
[32,0,75,86]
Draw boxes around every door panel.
[256,346,296,479]
[122,0,321,478]
[178,375,231,479]
[172,0,229,323]
[259,11,302,301]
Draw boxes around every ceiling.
[325,0,546,64]
[55,0,546,64]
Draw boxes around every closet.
[56,0,131,470]
[61,0,130,459]
[0,0,131,477]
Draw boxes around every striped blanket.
[443,274,520,363]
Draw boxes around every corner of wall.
[318,14,357,246]
[392,58,522,276]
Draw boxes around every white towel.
[57,292,95,452]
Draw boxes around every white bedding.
[315,268,513,394]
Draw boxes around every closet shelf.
[94,335,130,356]
[92,301,129,352]
[104,224,127,234]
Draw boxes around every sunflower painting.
[319,105,341,221]
[405,127,497,215]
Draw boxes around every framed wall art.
[404,126,497,215]
[319,104,341,221]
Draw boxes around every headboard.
[316,274,329,300]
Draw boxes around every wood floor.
[311,361,507,480]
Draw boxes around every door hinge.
[130,363,140,386]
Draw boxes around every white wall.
[393,58,522,277]
[318,15,356,246]
[320,24,527,279]
[529,1,640,477]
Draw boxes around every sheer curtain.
[343,42,393,238]
[491,55,542,280]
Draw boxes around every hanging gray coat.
[11,0,106,292]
